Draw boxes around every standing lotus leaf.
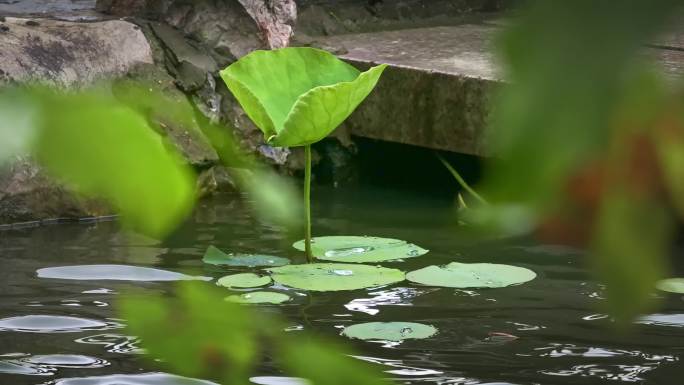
[292,236,428,263]
[220,47,387,262]
[656,278,684,294]
[220,47,387,147]
[267,263,405,291]
[217,273,271,289]
[203,246,290,267]
[341,322,437,342]
[406,262,536,288]
[225,291,291,304]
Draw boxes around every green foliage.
[217,273,272,289]
[34,90,195,238]
[221,47,388,262]
[292,236,428,263]
[0,88,197,238]
[341,322,437,342]
[0,90,37,164]
[120,283,391,385]
[119,283,260,384]
[268,263,405,291]
[406,262,536,288]
[203,246,290,267]
[278,338,390,385]
[478,0,684,320]
[220,47,387,147]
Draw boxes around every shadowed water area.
[1,186,684,384]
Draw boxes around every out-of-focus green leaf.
[235,167,302,229]
[119,283,260,383]
[485,0,680,209]
[654,99,684,219]
[121,282,390,384]
[278,337,390,385]
[0,90,38,165]
[592,191,671,323]
[33,90,195,238]
[220,47,387,147]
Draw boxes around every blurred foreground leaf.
[119,282,391,385]
[33,90,195,238]
[482,0,683,321]
[0,90,38,164]
[119,283,260,383]
[279,338,389,385]
[485,0,681,209]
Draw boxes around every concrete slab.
[321,23,684,156]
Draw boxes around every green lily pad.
[225,291,291,304]
[203,246,290,267]
[292,236,428,263]
[406,262,536,288]
[220,47,387,147]
[267,263,405,291]
[656,278,684,294]
[217,273,271,289]
[341,322,437,342]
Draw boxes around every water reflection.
[37,265,211,282]
[0,360,53,376]
[0,315,120,333]
[74,334,143,354]
[354,355,443,376]
[24,355,108,368]
[636,314,684,327]
[46,372,218,385]
[540,363,660,382]
[345,287,429,315]
[250,376,311,385]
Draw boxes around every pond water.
[1,185,683,385]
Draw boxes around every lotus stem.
[304,144,313,263]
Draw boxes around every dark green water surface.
[1,186,683,385]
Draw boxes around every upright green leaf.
[220,47,387,147]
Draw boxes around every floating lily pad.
[656,278,684,294]
[203,246,290,267]
[226,291,291,304]
[217,273,271,289]
[406,262,536,288]
[267,263,405,291]
[292,236,428,263]
[341,322,437,342]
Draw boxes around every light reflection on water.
[0,188,683,384]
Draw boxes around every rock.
[196,165,238,198]
[0,157,109,223]
[238,0,297,49]
[148,22,218,91]
[0,17,153,87]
